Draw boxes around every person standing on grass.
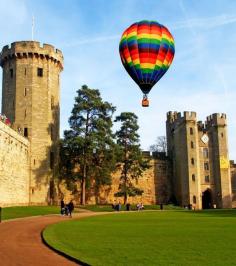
[60,199,65,215]
[118,201,121,211]
[68,200,74,217]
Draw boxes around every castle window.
[51,96,54,109]
[191,141,194,148]
[10,68,13,78]
[203,148,208,158]
[51,125,53,140]
[37,67,43,77]
[50,151,54,169]
[193,196,196,204]
[24,88,27,96]
[205,175,210,183]
[221,133,224,138]
[204,162,209,170]
[24,109,27,118]
[24,127,28,137]
[190,127,193,135]
[191,158,195,165]
[192,174,195,181]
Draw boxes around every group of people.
[112,202,122,211]
[0,114,10,125]
[60,200,74,217]
[136,202,144,211]
[111,202,145,211]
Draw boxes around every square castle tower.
[166,111,232,209]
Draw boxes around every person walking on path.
[67,200,74,217]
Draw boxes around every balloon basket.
[142,98,149,107]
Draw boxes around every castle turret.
[205,113,232,208]
[0,41,63,204]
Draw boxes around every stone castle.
[0,41,235,209]
[0,41,63,205]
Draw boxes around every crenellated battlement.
[183,111,196,120]
[0,120,29,150]
[230,160,236,168]
[166,111,178,122]
[205,113,227,127]
[0,41,63,69]
[197,121,206,131]
[167,111,227,129]
[166,111,196,124]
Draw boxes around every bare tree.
[150,136,167,154]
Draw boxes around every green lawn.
[1,206,61,220]
[79,204,181,212]
[43,210,236,266]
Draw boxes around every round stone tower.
[0,41,63,204]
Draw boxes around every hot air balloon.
[119,20,175,107]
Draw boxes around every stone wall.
[0,121,29,206]
[231,160,236,207]
[58,157,171,205]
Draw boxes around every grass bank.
[1,206,61,220]
[43,209,236,266]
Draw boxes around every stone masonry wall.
[0,121,29,206]
[59,158,170,205]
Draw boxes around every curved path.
[0,211,105,266]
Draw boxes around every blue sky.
[0,0,236,160]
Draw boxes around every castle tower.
[0,41,63,204]
[166,111,232,209]
[205,114,232,208]
[166,111,201,208]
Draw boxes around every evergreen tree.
[61,85,116,205]
[114,112,150,204]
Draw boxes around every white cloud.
[174,2,236,31]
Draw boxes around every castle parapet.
[166,111,196,124]
[167,111,178,122]
[0,41,63,69]
[230,160,236,168]
[142,151,151,158]
[0,120,29,148]
[197,121,205,131]
[206,113,227,128]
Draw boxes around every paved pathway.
[0,211,105,266]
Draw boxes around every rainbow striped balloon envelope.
[119,20,175,106]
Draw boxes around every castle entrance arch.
[202,189,212,209]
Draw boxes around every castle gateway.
[0,41,235,208]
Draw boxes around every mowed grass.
[1,206,61,220]
[43,210,236,266]
[79,204,182,212]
